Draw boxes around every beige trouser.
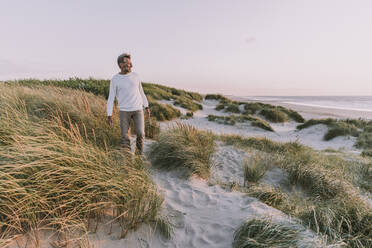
[119,110,145,154]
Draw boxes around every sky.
[1,0,372,96]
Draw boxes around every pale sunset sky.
[1,0,371,96]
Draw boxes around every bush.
[148,123,216,179]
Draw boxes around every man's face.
[120,57,132,72]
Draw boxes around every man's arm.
[107,79,116,126]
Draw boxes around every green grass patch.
[260,108,288,123]
[233,218,300,248]
[207,94,304,123]
[207,115,274,131]
[148,123,216,179]
[148,97,181,121]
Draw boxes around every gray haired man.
[107,53,150,154]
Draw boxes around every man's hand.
[145,108,151,118]
[107,116,113,127]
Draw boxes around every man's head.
[117,53,132,73]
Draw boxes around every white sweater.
[106,72,149,116]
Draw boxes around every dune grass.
[206,94,304,123]
[0,84,163,246]
[297,118,360,140]
[259,108,288,123]
[243,154,272,185]
[207,114,274,131]
[148,123,216,179]
[220,134,372,247]
[297,118,372,156]
[147,96,181,121]
[204,94,231,102]
[233,218,300,248]
[9,78,202,121]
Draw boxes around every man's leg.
[133,109,145,155]
[119,111,132,150]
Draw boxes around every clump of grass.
[215,103,226,111]
[0,84,163,244]
[148,123,216,179]
[299,197,372,247]
[148,97,181,121]
[208,115,236,125]
[219,135,305,154]
[243,102,304,123]
[260,108,288,123]
[243,154,271,185]
[204,94,230,102]
[246,185,299,213]
[225,103,241,113]
[244,102,265,115]
[361,149,372,157]
[250,118,274,132]
[208,114,274,131]
[186,111,193,117]
[174,97,202,112]
[233,218,300,248]
[153,216,174,240]
[356,129,372,150]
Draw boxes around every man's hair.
[117,53,131,66]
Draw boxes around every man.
[107,53,150,155]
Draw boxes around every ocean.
[238,96,372,113]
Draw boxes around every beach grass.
[0,84,163,245]
[243,154,271,185]
[7,78,203,121]
[206,94,304,123]
[148,123,216,179]
[233,218,300,248]
[219,134,372,247]
[259,108,289,123]
[147,96,182,121]
[207,114,274,131]
[297,118,360,140]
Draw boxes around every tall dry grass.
[0,84,162,246]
